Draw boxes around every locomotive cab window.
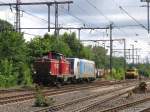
[52,53,62,60]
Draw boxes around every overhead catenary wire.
[0,0,128,41]
[1,1,67,28]
[109,0,142,38]
[86,0,113,24]
[119,6,147,31]
[73,2,105,29]
[59,6,91,27]
[0,1,55,28]
[20,2,89,29]
[59,0,111,38]
[63,1,108,28]
[0,1,144,38]
[86,0,126,38]
[112,0,147,31]
[85,0,129,40]
[21,9,56,25]
[0,0,73,33]
[24,32,40,37]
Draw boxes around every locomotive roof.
[66,58,79,60]
[43,51,63,56]
[67,58,95,64]
[80,59,95,64]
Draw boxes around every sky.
[0,0,150,62]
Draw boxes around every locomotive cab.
[33,51,71,85]
[125,68,139,79]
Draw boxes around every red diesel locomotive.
[33,51,72,85]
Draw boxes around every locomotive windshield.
[67,59,73,69]
[52,54,62,60]
[43,52,63,60]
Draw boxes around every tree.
[137,63,150,77]
[28,34,72,59]
[0,19,14,32]
[112,57,125,69]
[92,46,108,68]
[0,31,32,87]
[0,32,28,62]
[0,59,18,87]
[61,32,82,57]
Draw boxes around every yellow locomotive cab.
[125,68,139,79]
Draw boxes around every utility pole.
[55,3,58,37]
[131,44,135,65]
[78,29,81,41]
[123,39,126,80]
[148,1,150,33]
[109,24,113,79]
[108,39,126,80]
[77,28,81,55]
[141,0,150,33]
[137,55,140,64]
[15,0,21,32]
[47,4,51,32]
[135,48,138,64]
[102,42,106,76]
[128,49,131,62]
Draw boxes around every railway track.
[0,88,33,94]
[99,96,150,112]
[0,79,142,106]
[32,85,135,112]
[0,79,137,95]
[72,88,134,112]
[140,107,150,112]
[0,80,128,105]
[70,83,150,112]
[0,84,105,105]
[0,80,109,95]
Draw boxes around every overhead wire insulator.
[9,5,13,12]
[89,29,92,34]
[68,3,70,12]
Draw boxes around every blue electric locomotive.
[67,58,96,82]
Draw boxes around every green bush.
[0,59,18,87]
[34,85,55,107]
[18,63,32,86]
[106,68,124,80]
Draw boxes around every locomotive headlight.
[49,71,51,74]
[33,71,36,74]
